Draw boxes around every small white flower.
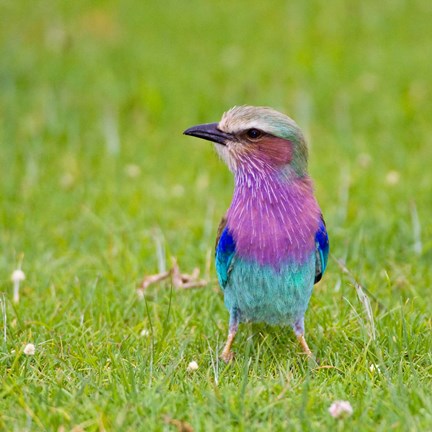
[140,329,150,337]
[369,363,381,373]
[329,400,353,419]
[187,360,199,372]
[23,343,35,356]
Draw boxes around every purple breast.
[226,170,321,268]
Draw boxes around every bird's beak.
[183,122,233,146]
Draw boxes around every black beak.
[183,122,233,146]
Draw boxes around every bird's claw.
[220,350,235,364]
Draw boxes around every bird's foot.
[296,333,318,365]
[220,328,238,364]
[220,349,235,364]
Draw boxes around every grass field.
[1,0,432,430]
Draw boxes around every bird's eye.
[246,128,262,140]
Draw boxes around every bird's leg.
[293,317,313,358]
[296,334,312,357]
[220,331,236,363]
[220,308,239,363]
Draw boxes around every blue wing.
[314,215,329,284]
[215,225,236,290]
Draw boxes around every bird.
[184,106,329,362]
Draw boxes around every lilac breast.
[226,168,321,268]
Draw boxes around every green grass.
[1,0,432,430]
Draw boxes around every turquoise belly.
[223,254,315,326]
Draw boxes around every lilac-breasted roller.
[184,106,329,362]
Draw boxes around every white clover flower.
[140,329,150,337]
[369,363,381,373]
[23,343,35,356]
[329,400,353,419]
[187,361,199,372]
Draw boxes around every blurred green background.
[1,0,431,430]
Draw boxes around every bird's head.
[184,106,309,178]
